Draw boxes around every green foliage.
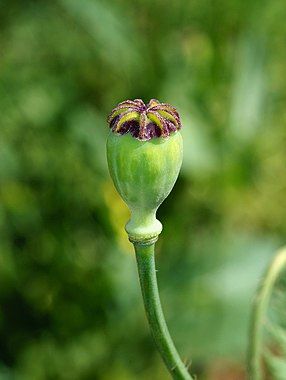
[263,263,286,379]
[0,0,286,379]
[249,248,286,380]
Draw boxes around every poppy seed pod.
[106,99,183,243]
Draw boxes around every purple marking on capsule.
[107,99,182,141]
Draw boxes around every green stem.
[248,247,286,380]
[134,242,194,380]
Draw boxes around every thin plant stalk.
[134,242,193,380]
[248,247,286,380]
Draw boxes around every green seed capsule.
[106,99,183,243]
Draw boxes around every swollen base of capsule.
[125,209,162,244]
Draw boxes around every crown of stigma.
[107,99,182,141]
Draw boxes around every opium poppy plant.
[106,99,286,380]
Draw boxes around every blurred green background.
[1,0,286,379]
